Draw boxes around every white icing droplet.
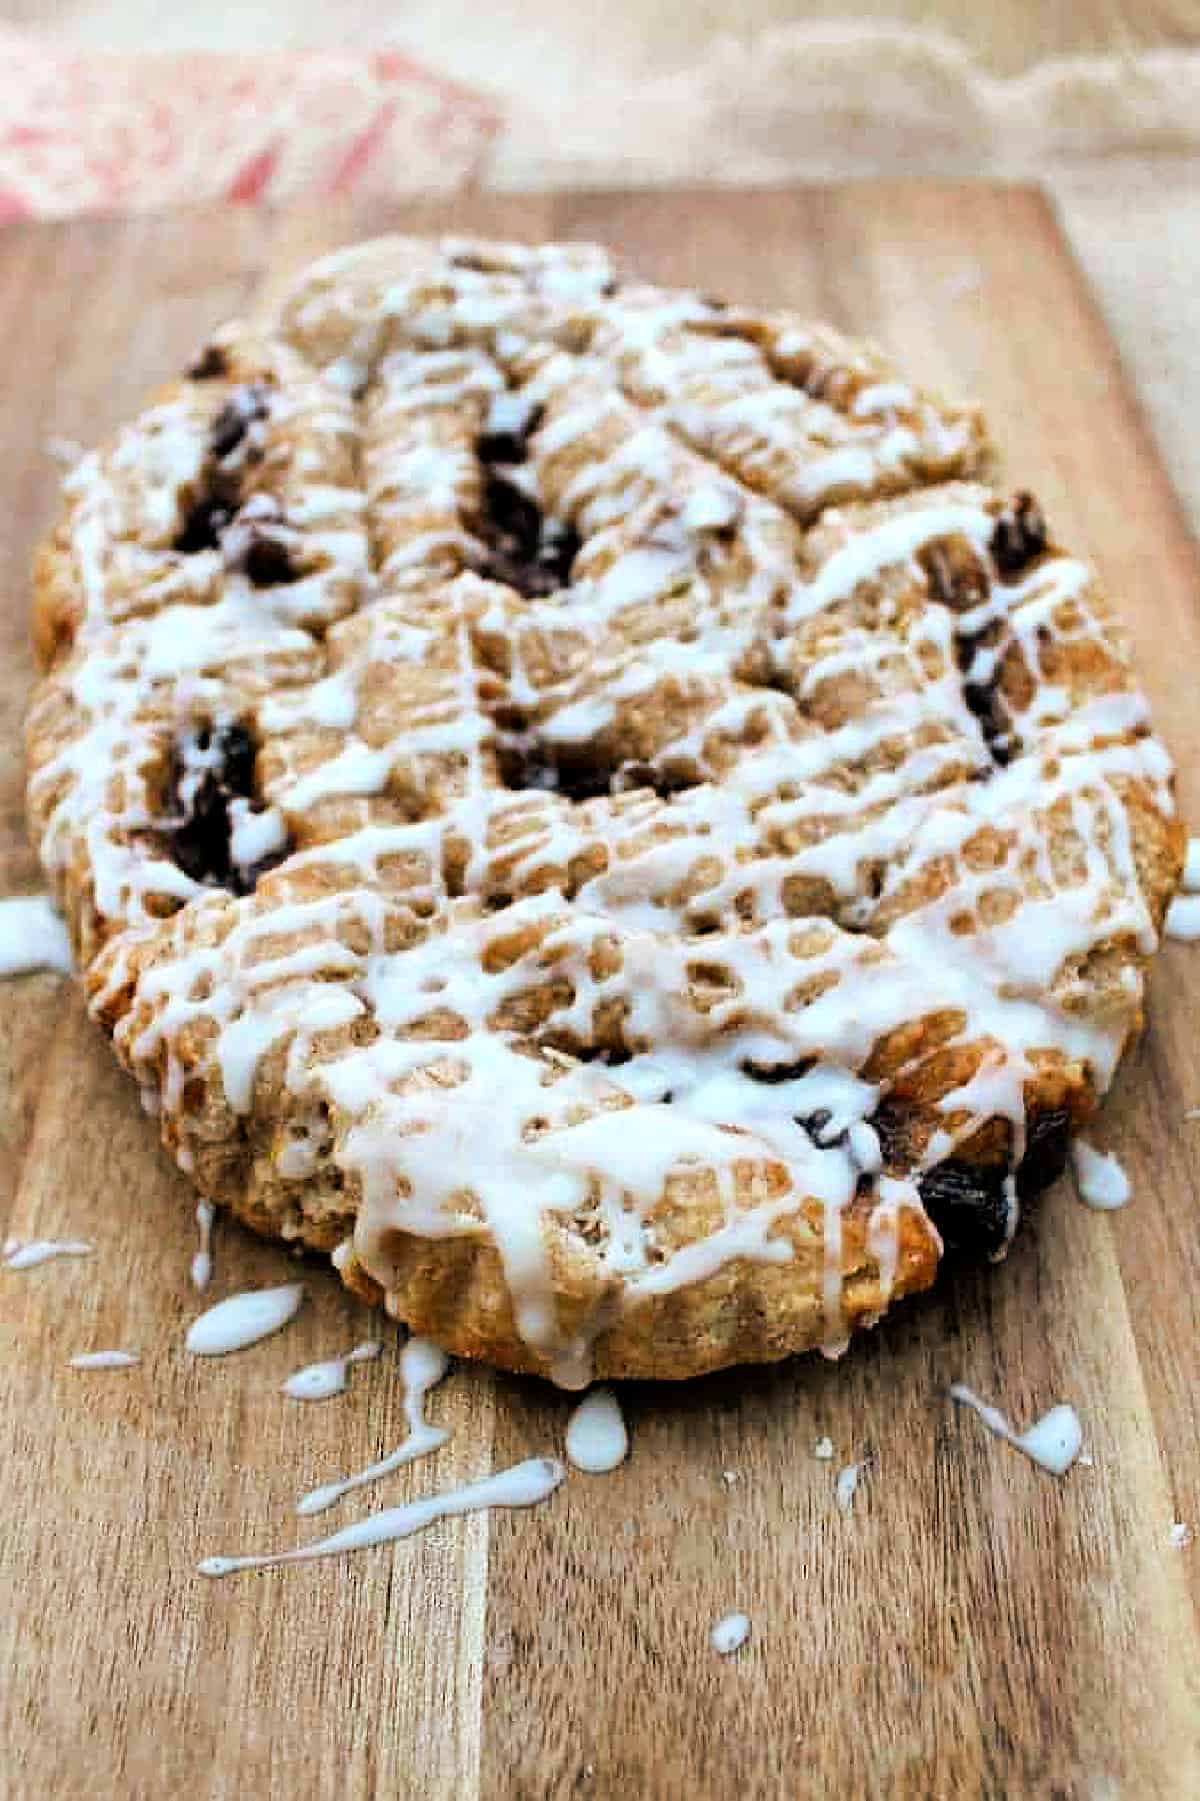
[835,1463,861,1513]
[721,1469,739,1488]
[0,896,73,977]
[190,1201,215,1291]
[4,1239,93,1270]
[198,1455,565,1577]
[296,1335,450,1515]
[1169,1521,1193,1548]
[185,1283,305,1356]
[710,1611,751,1655]
[68,1350,139,1370]
[1165,894,1200,940]
[281,1339,382,1401]
[813,1435,834,1461]
[565,1386,628,1474]
[45,434,86,467]
[1183,838,1200,892]
[1071,1140,1130,1210]
[950,1384,1083,1475]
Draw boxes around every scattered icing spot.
[1071,1140,1130,1211]
[1169,1521,1193,1549]
[950,1384,1083,1475]
[296,1335,450,1515]
[835,1463,861,1513]
[0,897,73,977]
[710,1611,751,1655]
[721,1469,740,1488]
[185,1283,305,1355]
[281,1339,382,1401]
[190,1201,215,1291]
[4,1239,93,1270]
[1183,838,1200,892]
[565,1386,628,1474]
[45,435,85,467]
[198,1455,565,1577]
[1165,895,1200,941]
[813,1435,834,1461]
[68,1350,139,1370]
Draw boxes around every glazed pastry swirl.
[25,236,1182,1382]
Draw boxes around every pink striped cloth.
[0,33,500,219]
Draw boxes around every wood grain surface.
[2,186,1199,1801]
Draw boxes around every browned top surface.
[1,186,1199,1801]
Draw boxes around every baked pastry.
[25,236,1183,1383]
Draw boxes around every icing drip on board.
[68,1350,139,1369]
[296,1336,450,1515]
[198,1455,566,1578]
[190,1201,215,1291]
[1071,1141,1130,1211]
[281,1339,382,1401]
[186,1283,305,1355]
[0,896,73,976]
[835,1463,862,1513]
[950,1383,1083,1475]
[1165,895,1200,941]
[710,1612,751,1655]
[4,1239,93,1270]
[565,1386,629,1473]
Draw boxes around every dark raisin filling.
[872,1101,1075,1259]
[496,735,701,806]
[173,384,273,557]
[1015,1106,1072,1200]
[954,630,1014,768]
[174,493,235,555]
[166,723,291,896]
[187,344,231,381]
[477,399,544,466]
[209,383,270,461]
[916,1159,1012,1259]
[471,469,580,598]
[990,491,1048,577]
[221,497,301,587]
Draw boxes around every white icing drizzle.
[4,1239,93,1270]
[835,1463,862,1513]
[1165,895,1200,941]
[0,896,73,976]
[296,1335,450,1515]
[281,1339,382,1401]
[949,1383,1083,1475]
[199,1455,565,1578]
[565,1386,629,1474]
[710,1611,751,1655]
[185,1283,305,1356]
[1183,837,1200,892]
[190,1201,215,1291]
[1071,1140,1131,1211]
[813,1435,834,1460]
[67,1350,139,1369]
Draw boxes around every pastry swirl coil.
[26,236,1182,1382]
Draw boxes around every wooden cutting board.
[2,185,1199,1801]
